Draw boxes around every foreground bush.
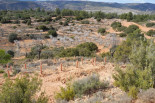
[55,83,75,101]
[0,75,48,103]
[73,74,108,98]
[113,40,155,98]
[55,74,108,101]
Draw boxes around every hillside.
[0,1,155,14]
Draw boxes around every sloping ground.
[37,61,119,102]
[0,58,125,103]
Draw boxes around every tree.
[8,33,18,43]
[0,75,48,103]
[127,12,133,22]
[55,8,61,15]
[0,49,11,64]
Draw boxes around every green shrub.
[125,25,139,34]
[117,26,127,32]
[0,75,48,103]
[40,50,54,59]
[111,21,122,30]
[7,50,14,57]
[37,25,49,31]
[73,74,108,98]
[146,22,155,27]
[78,48,92,57]
[146,30,155,36]
[0,49,11,64]
[8,33,18,43]
[59,48,79,57]
[113,40,155,98]
[77,42,98,52]
[98,28,106,35]
[46,30,58,38]
[55,83,75,101]
[27,45,47,59]
[55,74,108,101]
[113,40,132,63]
[113,67,153,98]
[119,33,127,37]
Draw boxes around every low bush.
[125,25,139,34]
[111,21,122,30]
[119,33,127,37]
[36,25,49,31]
[45,30,58,38]
[113,67,153,99]
[98,28,106,35]
[8,33,18,43]
[73,74,108,98]
[0,75,48,103]
[55,83,75,101]
[55,74,108,101]
[7,50,14,57]
[40,50,54,59]
[146,30,155,36]
[77,42,98,52]
[0,49,11,64]
[117,26,127,32]
[146,22,155,27]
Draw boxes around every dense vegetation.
[1,8,155,25]
[27,42,98,59]
[55,74,108,101]
[0,75,48,103]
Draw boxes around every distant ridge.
[0,1,155,14]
